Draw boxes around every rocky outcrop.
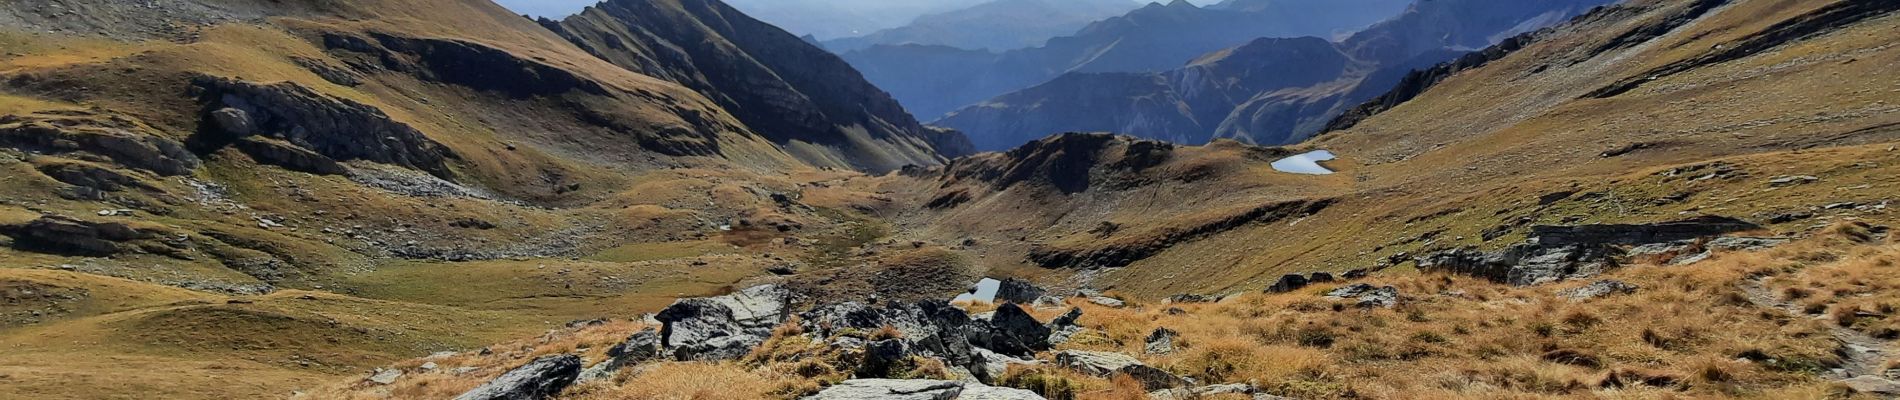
[1420,217,1763,286]
[655,284,792,361]
[1560,280,1639,301]
[971,347,1038,383]
[231,137,347,176]
[2,215,189,259]
[454,354,582,400]
[32,158,160,193]
[193,77,456,179]
[1045,307,1084,346]
[1026,192,1333,269]
[1265,274,1309,293]
[0,111,199,176]
[1324,284,1399,308]
[1530,216,1762,247]
[1053,350,1187,391]
[993,278,1045,305]
[798,300,988,378]
[1419,243,1620,287]
[977,303,1050,357]
[937,133,1177,195]
[1144,328,1178,355]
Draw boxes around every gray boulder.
[1266,274,1309,293]
[995,278,1046,304]
[1054,350,1187,391]
[366,368,402,385]
[859,339,914,378]
[972,347,1038,384]
[1325,284,1400,308]
[798,300,981,372]
[802,379,963,400]
[1145,328,1178,355]
[1086,295,1125,308]
[210,107,255,135]
[975,303,1050,356]
[1560,280,1639,301]
[656,285,791,361]
[1055,350,1141,376]
[1308,272,1336,283]
[454,354,582,400]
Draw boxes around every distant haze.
[494,0,1220,38]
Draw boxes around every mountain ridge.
[935,0,1614,150]
[841,0,1413,120]
[820,0,1140,52]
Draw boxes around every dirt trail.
[1740,279,1893,380]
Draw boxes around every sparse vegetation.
[2,0,1895,398]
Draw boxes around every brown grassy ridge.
[316,224,1894,399]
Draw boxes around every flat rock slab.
[803,379,963,400]
[960,384,1048,399]
[1841,376,1900,395]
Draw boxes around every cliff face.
[934,0,1615,150]
[548,0,962,172]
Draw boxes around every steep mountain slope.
[842,0,1413,119]
[820,0,1141,52]
[936,0,1613,150]
[544,0,957,172]
[890,0,1900,296]
[0,0,956,397]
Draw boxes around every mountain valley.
[0,0,1897,399]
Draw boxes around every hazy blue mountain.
[821,0,1141,52]
[716,0,990,39]
[934,0,1616,151]
[842,0,1412,120]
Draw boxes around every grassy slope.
[867,0,1900,298]
[0,0,899,398]
[2,0,1896,398]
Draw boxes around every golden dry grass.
[310,227,1893,400]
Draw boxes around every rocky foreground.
[329,219,1900,400]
